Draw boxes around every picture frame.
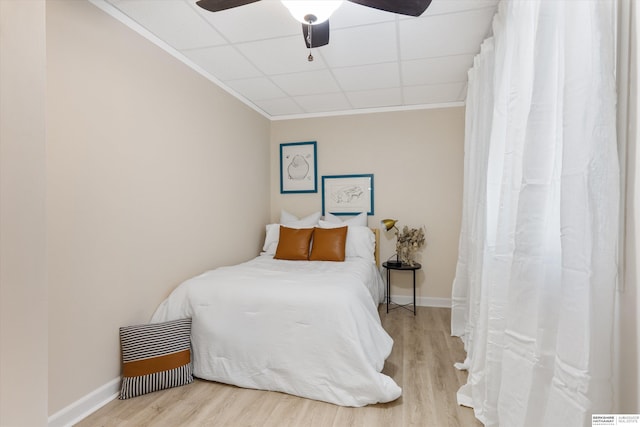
[280,141,317,193]
[322,174,374,216]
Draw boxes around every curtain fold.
[451,1,619,426]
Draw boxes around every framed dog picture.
[322,174,374,215]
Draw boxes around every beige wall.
[270,108,465,301]
[9,0,634,421]
[3,1,464,421]
[0,1,48,426]
[46,0,270,416]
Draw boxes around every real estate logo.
[592,414,640,426]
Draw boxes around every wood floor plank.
[75,307,481,427]
[278,398,338,427]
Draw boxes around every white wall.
[46,0,270,417]
[0,2,48,426]
[271,108,465,303]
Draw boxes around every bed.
[150,216,401,407]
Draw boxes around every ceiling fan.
[196,0,433,55]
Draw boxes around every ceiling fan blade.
[347,0,432,17]
[196,0,260,12]
[302,20,330,48]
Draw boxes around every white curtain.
[451,1,619,426]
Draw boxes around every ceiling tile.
[107,0,226,49]
[333,62,400,91]
[271,70,341,97]
[457,82,469,101]
[224,77,287,101]
[183,45,262,80]
[401,54,474,86]
[320,22,398,68]
[346,88,403,109]
[403,82,467,105]
[399,7,496,60]
[329,2,396,29]
[237,36,327,75]
[253,97,304,116]
[294,93,352,113]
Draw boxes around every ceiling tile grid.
[98,0,499,119]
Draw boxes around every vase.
[397,245,416,266]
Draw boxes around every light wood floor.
[76,306,480,427]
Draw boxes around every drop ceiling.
[92,0,499,119]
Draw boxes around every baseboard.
[389,295,451,308]
[48,377,120,427]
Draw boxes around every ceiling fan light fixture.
[281,0,343,24]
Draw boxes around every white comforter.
[151,256,401,407]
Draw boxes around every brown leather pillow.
[274,226,314,260]
[309,226,348,262]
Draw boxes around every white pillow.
[318,221,375,262]
[324,211,368,227]
[262,223,281,255]
[280,210,321,227]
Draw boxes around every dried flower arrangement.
[396,226,426,266]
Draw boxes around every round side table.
[382,261,421,315]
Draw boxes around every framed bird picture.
[280,141,317,193]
